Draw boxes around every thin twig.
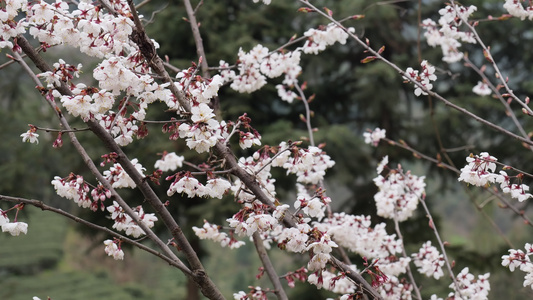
[393,217,422,300]
[33,126,91,133]
[252,232,288,300]
[299,0,533,148]
[294,82,315,147]
[0,194,193,276]
[418,195,464,298]
[183,0,209,78]
[449,0,533,115]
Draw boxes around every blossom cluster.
[103,158,145,189]
[219,22,353,103]
[364,127,386,147]
[226,201,281,238]
[373,163,426,222]
[192,221,245,249]
[103,239,124,260]
[448,268,490,299]
[504,0,533,20]
[403,60,437,96]
[306,233,338,272]
[315,213,410,277]
[302,24,354,55]
[38,59,82,89]
[377,275,413,300]
[0,208,28,236]
[154,152,185,172]
[106,201,157,238]
[411,241,444,279]
[26,0,134,57]
[51,173,92,209]
[166,172,232,199]
[422,4,477,63]
[294,184,330,220]
[502,243,533,289]
[308,268,357,293]
[282,146,336,185]
[458,152,533,202]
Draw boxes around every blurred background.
[2,0,533,299]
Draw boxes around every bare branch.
[0,194,193,276]
[252,232,288,300]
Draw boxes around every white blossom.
[103,239,124,260]
[154,152,185,172]
[364,128,386,146]
[2,222,28,236]
[20,130,39,144]
[472,81,492,96]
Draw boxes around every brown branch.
[299,0,533,148]
[183,0,209,78]
[252,232,288,300]
[14,36,191,277]
[329,257,383,300]
[0,194,192,276]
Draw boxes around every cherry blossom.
[308,268,358,294]
[2,222,28,236]
[504,0,533,20]
[106,201,158,238]
[51,174,92,209]
[0,209,8,226]
[422,4,477,63]
[472,81,492,96]
[20,130,39,144]
[103,239,124,260]
[230,45,269,93]
[103,158,145,189]
[167,173,206,198]
[373,167,426,222]
[205,178,232,199]
[448,267,490,300]
[302,24,355,55]
[458,152,498,187]
[193,221,245,249]
[252,0,271,5]
[364,128,386,146]
[154,152,185,172]
[403,60,437,96]
[412,241,445,279]
[282,146,335,184]
[376,275,413,300]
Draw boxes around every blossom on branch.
[472,81,492,96]
[448,268,490,300]
[458,152,498,187]
[504,0,533,20]
[193,220,245,249]
[20,129,39,144]
[103,239,124,260]
[302,24,354,55]
[2,222,28,236]
[403,60,437,96]
[364,128,386,146]
[412,241,445,279]
[422,4,477,63]
[154,152,184,172]
[373,166,426,222]
[103,158,145,189]
[106,201,158,238]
